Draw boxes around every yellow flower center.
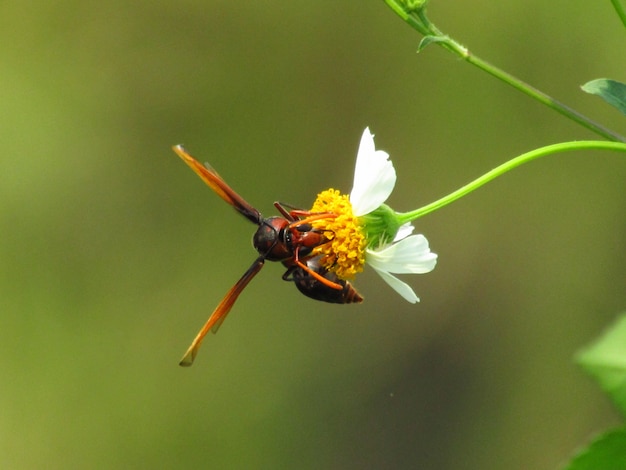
[309,189,366,280]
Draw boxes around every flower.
[309,189,366,280]
[310,128,437,303]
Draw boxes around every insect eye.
[295,223,312,232]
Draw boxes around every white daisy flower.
[309,127,437,302]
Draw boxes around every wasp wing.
[173,145,262,225]
[179,256,265,366]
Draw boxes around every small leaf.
[563,428,626,470]
[581,79,626,117]
[577,314,626,416]
[417,35,447,52]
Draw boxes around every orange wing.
[172,145,262,225]
[179,256,265,366]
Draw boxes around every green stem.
[462,54,625,142]
[397,141,626,223]
[383,1,626,143]
[611,0,626,29]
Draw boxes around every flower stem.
[612,0,626,29]
[383,1,626,143]
[396,141,626,223]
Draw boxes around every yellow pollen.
[309,189,366,280]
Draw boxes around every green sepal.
[405,0,428,12]
[358,204,402,248]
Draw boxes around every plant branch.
[397,141,626,222]
[383,1,626,143]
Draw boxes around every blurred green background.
[2,1,625,468]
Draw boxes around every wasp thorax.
[253,217,291,261]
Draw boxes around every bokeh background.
[2,1,625,468]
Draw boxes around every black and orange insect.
[173,146,362,366]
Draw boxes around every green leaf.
[563,428,626,470]
[417,35,447,52]
[581,79,626,117]
[577,314,626,416]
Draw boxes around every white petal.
[371,268,420,303]
[350,128,396,216]
[367,234,437,274]
[394,222,414,242]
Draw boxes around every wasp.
[283,256,363,305]
[173,146,362,366]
